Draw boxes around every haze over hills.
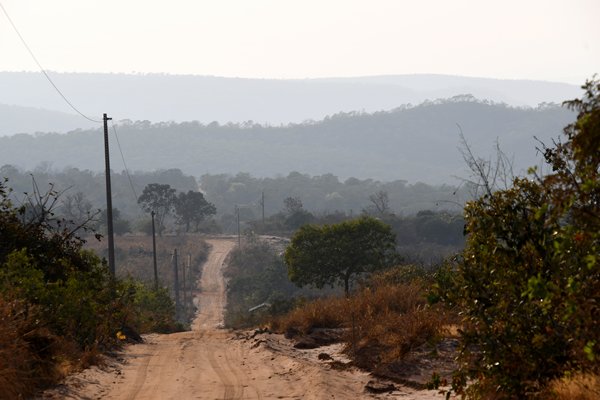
[0,72,580,135]
[0,103,93,135]
[0,97,574,184]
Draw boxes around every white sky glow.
[0,0,598,83]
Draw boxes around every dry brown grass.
[347,283,448,368]
[85,234,208,284]
[271,296,346,334]
[0,296,107,399]
[0,297,71,399]
[0,297,34,399]
[271,280,450,370]
[541,373,600,400]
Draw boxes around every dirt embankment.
[40,238,445,400]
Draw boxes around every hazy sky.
[1,0,598,84]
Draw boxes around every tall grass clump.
[271,265,450,370]
[541,374,600,400]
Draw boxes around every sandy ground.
[39,238,446,400]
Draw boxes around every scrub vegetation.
[0,180,187,398]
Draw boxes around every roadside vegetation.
[223,234,322,328]
[436,79,599,399]
[0,180,190,398]
[84,234,210,326]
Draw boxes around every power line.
[110,121,141,207]
[0,1,101,123]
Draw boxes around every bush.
[443,80,600,398]
[0,178,182,396]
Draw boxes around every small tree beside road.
[284,216,398,295]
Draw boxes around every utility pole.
[182,252,187,318]
[172,249,180,320]
[261,191,265,227]
[103,113,115,276]
[236,205,241,247]
[187,253,192,293]
[151,211,158,290]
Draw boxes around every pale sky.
[0,0,598,84]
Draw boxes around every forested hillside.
[0,72,579,133]
[0,97,573,183]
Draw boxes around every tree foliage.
[284,216,398,295]
[137,183,177,235]
[174,190,216,232]
[446,79,600,398]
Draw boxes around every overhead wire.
[0,1,101,123]
[110,121,145,212]
[2,1,156,218]
[1,2,152,222]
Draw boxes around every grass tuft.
[271,276,450,370]
[542,373,600,400]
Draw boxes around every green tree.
[174,190,216,232]
[447,79,600,398]
[284,216,397,295]
[137,183,176,235]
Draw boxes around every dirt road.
[41,238,443,400]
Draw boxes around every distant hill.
[0,103,97,136]
[0,97,575,184]
[0,72,580,135]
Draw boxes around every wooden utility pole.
[261,191,265,226]
[236,205,241,247]
[103,113,115,276]
[173,249,180,319]
[151,211,158,290]
[182,252,187,317]
[186,253,195,316]
[187,253,192,292]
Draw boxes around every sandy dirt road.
[41,238,444,400]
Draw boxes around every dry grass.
[271,280,450,370]
[0,297,71,399]
[0,297,108,399]
[542,373,600,400]
[84,234,209,286]
[271,296,346,334]
[0,298,35,399]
